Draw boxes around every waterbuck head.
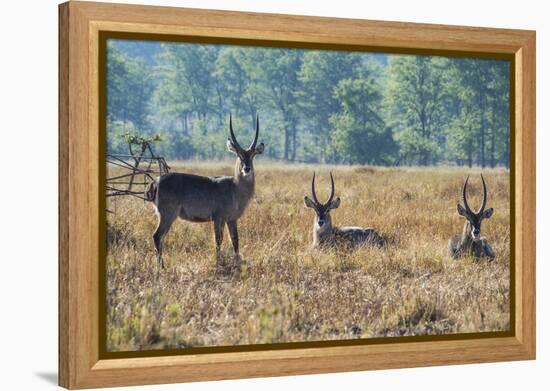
[304,172,341,234]
[456,174,494,240]
[226,114,265,180]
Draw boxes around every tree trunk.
[249,107,256,131]
[480,110,486,168]
[284,126,290,161]
[122,106,127,132]
[467,137,473,168]
[490,100,496,167]
[478,70,486,168]
[290,123,297,162]
[420,107,429,166]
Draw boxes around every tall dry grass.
[106,162,510,351]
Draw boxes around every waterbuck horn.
[249,114,259,150]
[327,171,335,206]
[311,172,320,204]
[229,113,244,152]
[478,174,487,214]
[462,175,472,214]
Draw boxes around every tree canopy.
[106,39,510,167]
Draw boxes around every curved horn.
[462,175,472,213]
[311,172,320,204]
[326,171,335,206]
[478,174,487,214]
[229,113,243,151]
[249,114,259,150]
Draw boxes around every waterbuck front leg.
[213,218,225,267]
[153,209,177,269]
[227,221,239,255]
[227,220,241,273]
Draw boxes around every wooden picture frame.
[59,1,536,388]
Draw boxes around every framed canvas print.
[58,1,536,389]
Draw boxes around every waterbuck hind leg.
[153,209,177,269]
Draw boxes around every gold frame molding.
[59,1,536,388]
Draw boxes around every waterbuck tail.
[145,180,157,202]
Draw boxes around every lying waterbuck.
[146,115,265,268]
[304,172,385,248]
[448,174,495,260]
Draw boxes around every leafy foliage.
[122,131,164,145]
[106,39,510,167]
[329,79,395,164]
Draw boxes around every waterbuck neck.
[461,220,476,247]
[233,157,256,196]
[313,219,334,246]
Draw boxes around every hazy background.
[106,40,510,168]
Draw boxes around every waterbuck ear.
[482,208,494,219]
[254,142,265,155]
[304,196,316,209]
[457,203,468,217]
[227,139,238,154]
[328,197,341,210]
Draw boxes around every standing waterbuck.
[304,172,385,248]
[448,174,495,260]
[146,115,265,269]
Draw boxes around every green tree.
[443,58,509,167]
[107,40,511,167]
[446,108,480,167]
[298,51,365,161]
[487,61,510,168]
[106,44,155,152]
[214,47,261,128]
[157,44,220,121]
[124,58,155,131]
[385,56,447,165]
[253,48,304,161]
[106,44,127,124]
[329,79,394,164]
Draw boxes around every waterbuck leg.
[213,218,225,266]
[482,239,495,259]
[153,210,177,269]
[227,220,241,273]
[227,221,239,255]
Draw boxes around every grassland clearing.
[106,162,510,351]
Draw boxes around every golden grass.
[106,162,510,351]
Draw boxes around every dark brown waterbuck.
[448,174,495,260]
[304,172,385,248]
[146,115,265,268]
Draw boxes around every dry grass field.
[105,161,510,352]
